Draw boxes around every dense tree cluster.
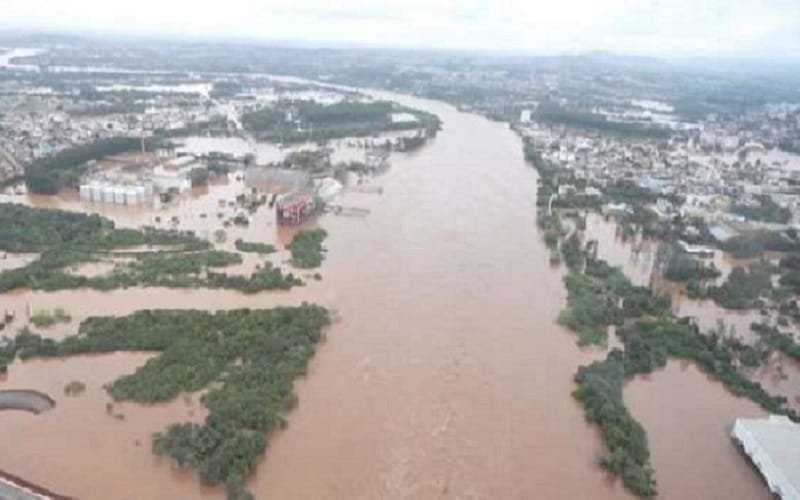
[662,248,720,282]
[25,137,144,194]
[560,232,584,271]
[0,203,204,253]
[287,228,328,269]
[9,306,330,499]
[536,101,670,139]
[731,194,792,224]
[559,258,671,346]
[240,107,286,132]
[700,263,773,310]
[750,323,800,362]
[241,99,441,143]
[0,203,301,293]
[295,100,393,124]
[603,180,658,205]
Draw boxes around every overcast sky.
[2,0,800,57]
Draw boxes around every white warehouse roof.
[732,415,800,500]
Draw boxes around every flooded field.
[0,86,782,499]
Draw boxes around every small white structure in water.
[152,165,192,193]
[315,177,343,202]
[731,415,800,499]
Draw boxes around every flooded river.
[0,88,775,498]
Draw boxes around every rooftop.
[731,415,800,500]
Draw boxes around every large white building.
[732,415,800,499]
[79,153,205,203]
[79,182,152,205]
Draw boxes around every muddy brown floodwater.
[0,87,774,499]
[625,361,770,500]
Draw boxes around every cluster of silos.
[79,182,153,205]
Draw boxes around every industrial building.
[79,181,153,205]
[276,192,320,226]
[731,415,800,499]
[78,153,205,204]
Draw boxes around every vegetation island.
[1,305,329,500]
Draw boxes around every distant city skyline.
[2,0,800,58]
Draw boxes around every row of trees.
[662,247,720,282]
[731,194,792,224]
[696,263,773,310]
[234,239,276,254]
[721,229,800,259]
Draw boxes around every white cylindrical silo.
[113,187,125,205]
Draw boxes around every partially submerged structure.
[79,152,204,204]
[731,415,800,499]
[0,469,72,500]
[0,390,55,414]
[276,192,320,226]
[245,166,310,192]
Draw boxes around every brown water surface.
[625,361,770,500]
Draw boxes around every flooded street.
[0,88,778,499]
